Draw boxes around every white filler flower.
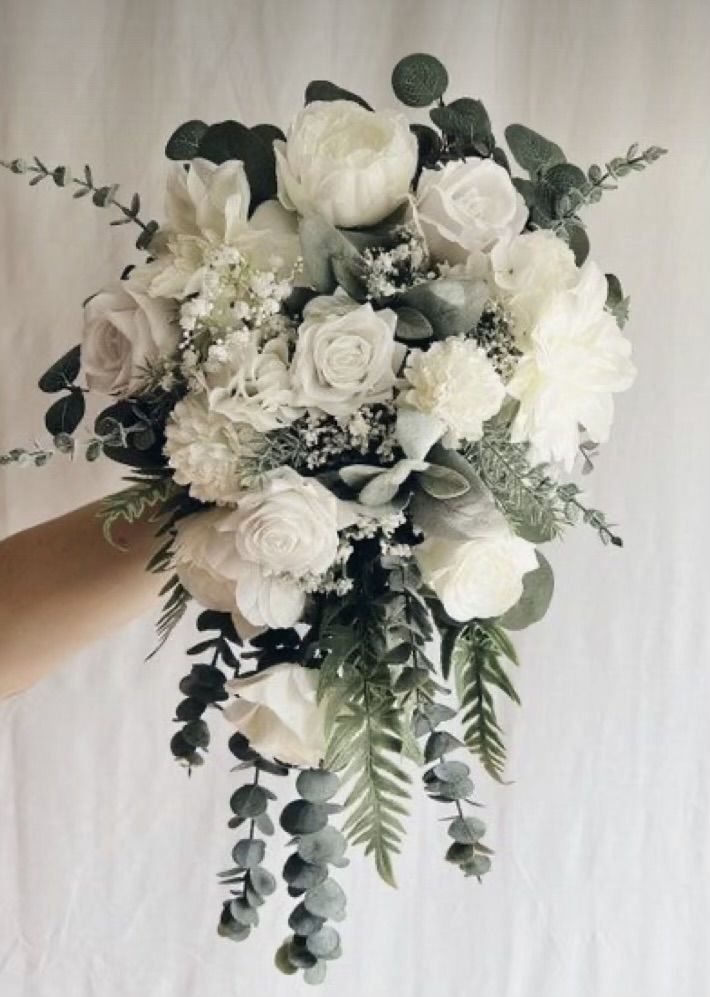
[490,230,579,342]
[275,100,418,228]
[291,292,404,417]
[224,663,326,767]
[164,393,263,505]
[402,338,506,446]
[81,277,178,394]
[508,261,636,469]
[416,159,527,264]
[416,531,538,621]
[214,467,342,628]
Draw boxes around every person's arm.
[0,498,165,698]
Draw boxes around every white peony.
[200,331,300,432]
[213,467,343,628]
[416,159,528,264]
[291,292,404,417]
[402,338,506,446]
[508,261,636,469]
[224,663,326,767]
[81,277,178,394]
[143,159,300,299]
[490,230,579,342]
[274,100,418,228]
[415,531,538,621]
[164,392,263,505]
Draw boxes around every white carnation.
[275,100,418,228]
[416,159,527,264]
[490,230,579,342]
[164,392,263,505]
[291,292,404,417]
[508,261,636,469]
[224,663,326,767]
[402,338,506,446]
[415,532,538,621]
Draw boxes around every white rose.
[200,331,300,432]
[164,392,264,505]
[224,663,326,767]
[416,159,527,264]
[275,100,418,228]
[214,468,343,628]
[291,293,404,417]
[490,230,579,342]
[172,510,262,640]
[81,277,178,394]
[416,532,538,621]
[508,261,636,469]
[402,338,505,446]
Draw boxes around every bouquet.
[1,53,664,984]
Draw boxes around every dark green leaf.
[38,345,81,393]
[392,53,448,107]
[44,391,85,436]
[498,552,554,630]
[305,80,372,111]
[165,120,209,160]
[505,124,566,176]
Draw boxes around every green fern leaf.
[98,477,180,548]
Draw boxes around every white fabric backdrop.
[1,1,708,995]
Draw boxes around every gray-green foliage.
[277,769,347,983]
[0,157,158,251]
[98,476,180,548]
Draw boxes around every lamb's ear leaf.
[498,552,554,630]
[395,307,434,343]
[417,464,470,500]
[305,80,372,112]
[395,407,445,460]
[165,120,209,161]
[299,216,364,295]
[400,278,488,337]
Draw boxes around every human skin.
[0,498,165,698]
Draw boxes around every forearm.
[0,498,165,698]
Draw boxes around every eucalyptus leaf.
[275,941,299,976]
[229,898,259,926]
[249,865,277,896]
[298,827,348,865]
[44,391,85,436]
[283,854,329,890]
[197,121,276,209]
[281,801,330,835]
[288,902,326,936]
[505,124,566,176]
[38,344,81,393]
[230,784,269,818]
[296,769,341,803]
[232,839,266,869]
[303,878,347,919]
[306,926,340,958]
[448,816,487,844]
[304,961,328,984]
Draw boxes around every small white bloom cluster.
[300,405,399,470]
[362,227,432,300]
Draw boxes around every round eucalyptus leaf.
[175,698,206,722]
[544,162,587,195]
[38,344,81,393]
[424,730,464,762]
[229,898,259,926]
[303,878,347,919]
[287,936,319,969]
[228,732,258,761]
[445,842,475,865]
[230,784,268,818]
[170,731,193,759]
[288,902,326,936]
[254,812,275,836]
[298,827,348,866]
[504,124,566,176]
[45,391,85,437]
[245,885,265,908]
[498,552,554,630]
[275,940,298,976]
[280,800,329,836]
[232,838,266,869]
[392,53,448,107]
[304,961,327,985]
[433,761,470,783]
[433,776,475,801]
[283,854,329,890]
[306,925,340,959]
[181,719,210,749]
[249,865,277,897]
[462,853,492,877]
[218,918,251,943]
[448,816,487,844]
[296,769,341,803]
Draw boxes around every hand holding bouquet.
[1,52,664,984]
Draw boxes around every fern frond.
[148,573,191,659]
[454,624,520,783]
[327,689,411,887]
[98,477,179,548]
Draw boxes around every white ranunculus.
[81,277,178,394]
[213,467,343,628]
[416,159,528,264]
[490,230,579,342]
[508,261,636,470]
[200,331,300,432]
[415,532,538,621]
[224,663,326,767]
[402,338,506,446]
[291,292,404,417]
[164,392,264,505]
[274,100,418,228]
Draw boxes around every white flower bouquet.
[2,53,665,984]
